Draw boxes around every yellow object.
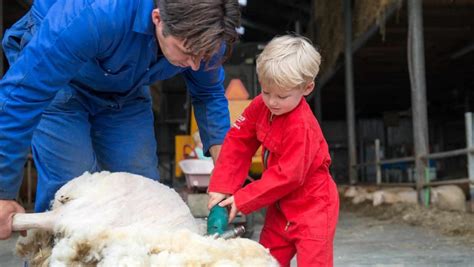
[190,108,198,137]
[250,154,263,175]
[175,79,263,177]
[175,100,263,177]
[228,100,251,123]
[175,135,194,177]
[228,100,263,174]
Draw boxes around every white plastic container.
[178,159,214,189]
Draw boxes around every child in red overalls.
[208,35,339,267]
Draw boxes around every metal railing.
[353,112,474,200]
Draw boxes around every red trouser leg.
[260,225,296,267]
[296,238,333,267]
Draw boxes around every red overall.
[209,95,339,266]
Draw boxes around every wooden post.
[314,86,322,120]
[408,0,429,205]
[343,0,357,184]
[466,112,474,210]
[375,139,382,184]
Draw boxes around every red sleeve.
[207,98,262,194]
[234,125,324,214]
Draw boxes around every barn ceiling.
[239,0,312,41]
[235,0,474,121]
[319,1,474,120]
[2,0,473,122]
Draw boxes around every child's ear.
[303,82,315,96]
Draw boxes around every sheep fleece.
[16,171,278,266]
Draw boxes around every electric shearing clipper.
[207,205,246,239]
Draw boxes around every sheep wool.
[15,171,278,266]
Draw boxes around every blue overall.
[0,0,230,212]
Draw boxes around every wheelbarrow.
[178,159,214,190]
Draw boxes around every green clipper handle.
[207,205,229,235]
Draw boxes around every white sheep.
[371,185,467,212]
[372,188,417,206]
[431,185,466,212]
[342,186,359,198]
[14,171,278,266]
[343,186,375,204]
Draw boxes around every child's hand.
[219,196,239,223]
[207,192,228,210]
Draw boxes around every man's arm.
[208,144,222,163]
[0,2,102,199]
[183,46,231,157]
[0,1,104,239]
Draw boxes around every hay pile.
[311,0,402,76]
[353,0,403,41]
[311,0,344,75]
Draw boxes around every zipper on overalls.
[263,113,274,170]
[276,201,291,231]
[267,113,291,231]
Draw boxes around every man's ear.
[151,8,161,26]
[303,81,315,96]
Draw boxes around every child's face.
[261,82,314,116]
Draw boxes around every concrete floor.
[1,211,473,266]
[333,212,474,267]
[0,233,22,267]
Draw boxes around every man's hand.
[0,200,25,240]
[218,196,239,223]
[208,145,222,164]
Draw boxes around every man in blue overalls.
[0,0,240,239]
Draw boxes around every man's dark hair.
[156,0,241,65]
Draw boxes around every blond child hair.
[256,35,322,91]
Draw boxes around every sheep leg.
[12,211,56,231]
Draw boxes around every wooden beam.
[408,0,430,205]
[343,0,358,184]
